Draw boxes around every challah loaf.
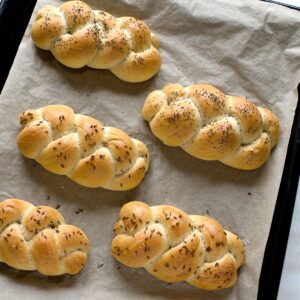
[31,1,161,82]
[112,201,244,290]
[142,83,280,170]
[0,198,89,276]
[17,105,150,191]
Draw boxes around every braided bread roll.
[0,199,89,276]
[17,105,150,191]
[142,83,280,170]
[112,201,244,290]
[31,1,161,83]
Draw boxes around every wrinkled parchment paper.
[0,0,300,299]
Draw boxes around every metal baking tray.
[0,1,299,299]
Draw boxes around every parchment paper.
[0,0,300,299]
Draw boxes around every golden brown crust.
[110,46,161,83]
[188,254,237,290]
[0,199,89,276]
[31,6,66,50]
[220,133,272,170]
[142,83,280,170]
[258,107,280,148]
[111,201,245,290]
[17,105,150,191]
[31,1,161,82]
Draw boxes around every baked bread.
[112,201,245,290]
[31,0,161,83]
[17,105,150,191]
[142,83,280,170]
[0,198,89,276]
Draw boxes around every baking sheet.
[0,0,300,299]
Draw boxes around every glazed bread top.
[112,201,244,290]
[31,0,161,82]
[0,198,89,276]
[142,83,280,170]
[17,105,150,191]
